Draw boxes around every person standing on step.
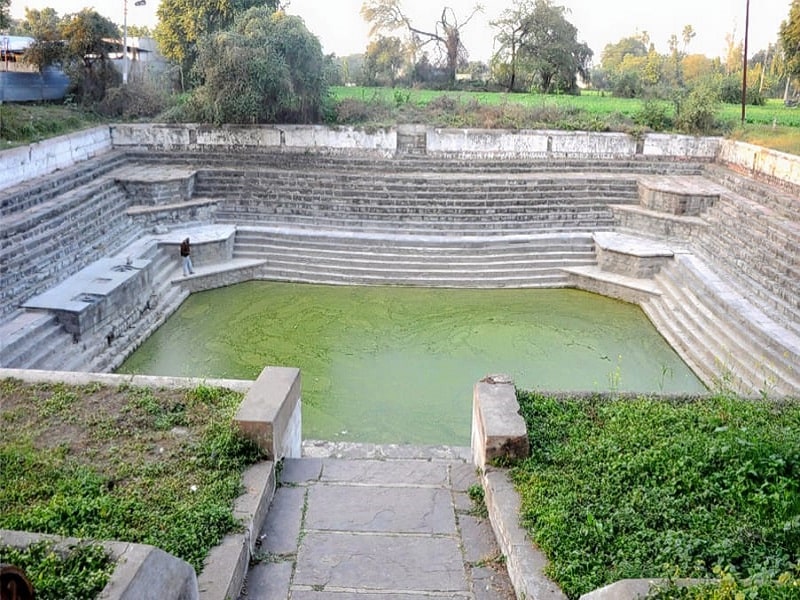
[180,237,195,276]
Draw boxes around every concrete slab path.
[239,444,516,600]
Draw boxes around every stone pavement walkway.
[238,443,516,600]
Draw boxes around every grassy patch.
[0,540,114,600]
[330,87,800,154]
[0,103,102,147]
[0,378,265,573]
[512,391,800,599]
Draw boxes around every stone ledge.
[470,374,528,470]
[578,578,709,599]
[564,266,662,305]
[234,366,302,461]
[593,232,673,279]
[127,197,219,215]
[197,461,276,600]
[481,471,566,600]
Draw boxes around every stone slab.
[458,514,500,564]
[320,458,449,486]
[258,486,304,555]
[239,561,293,600]
[449,461,480,492]
[280,457,323,484]
[293,531,468,592]
[305,485,456,534]
[290,592,467,600]
[471,565,517,600]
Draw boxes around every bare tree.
[361,0,483,85]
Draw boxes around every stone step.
[3,180,122,238]
[654,267,773,393]
[127,151,708,175]
[234,242,595,262]
[703,164,800,221]
[673,255,800,361]
[2,216,142,320]
[0,310,61,368]
[217,213,615,233]
[660,266,796,395]
[1,150,128,216]
[640,297,717,387]
[651,257,800,395]
[258,266,569,288]
[215,196,636,212]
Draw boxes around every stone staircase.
[234,228,596,287]
[1,154,142,320]
[602,169,800,396]
[642,254,800,397]
[0,241,187,372]
[124,149,709,176]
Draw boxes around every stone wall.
[110,123,398,155]
[717,139,800,190]
[0,126,112,192]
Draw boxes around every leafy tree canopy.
[60,9,120,104]
[492,0,591,94]
[187,8,327,125]
[0,0,11,29]
[780,0,800,80]
[155,0,280,88]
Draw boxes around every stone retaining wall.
[0,126,112,191]
[717,139,800,190]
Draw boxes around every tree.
[0,0,11,29]
[363,36,408,86]
[360,0,482,86]
[600,36,647,72]
[61,9,120,103]
[780,0,800,99]
[20,8,64,72]
[492,0,591,94]
[189,8,327,124]
[155,0,279,90]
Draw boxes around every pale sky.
[9,0,792,63]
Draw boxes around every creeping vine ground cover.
[512,392,800,599]
[0,379,266,582]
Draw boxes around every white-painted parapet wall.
[0,126,111,192]
[717,139,800,189]
[110,123,398,156]
[425,128,721,158]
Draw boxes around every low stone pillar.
[471,374,529,470]
[234,366,302,461]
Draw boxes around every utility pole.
[741,0,750,124]
[122,0,146,85]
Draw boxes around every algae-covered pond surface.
[118,282,705,445]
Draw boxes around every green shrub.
[0,540,114,600]
[675,84,720,134]
[634,99,673,131]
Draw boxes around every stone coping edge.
[481,469,567,600]
[0,368,253,393]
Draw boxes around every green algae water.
[118,282,705,445]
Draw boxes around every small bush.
[675,84,719,134]
[635,99,673,131]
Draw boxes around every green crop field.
[332,86,800,127]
